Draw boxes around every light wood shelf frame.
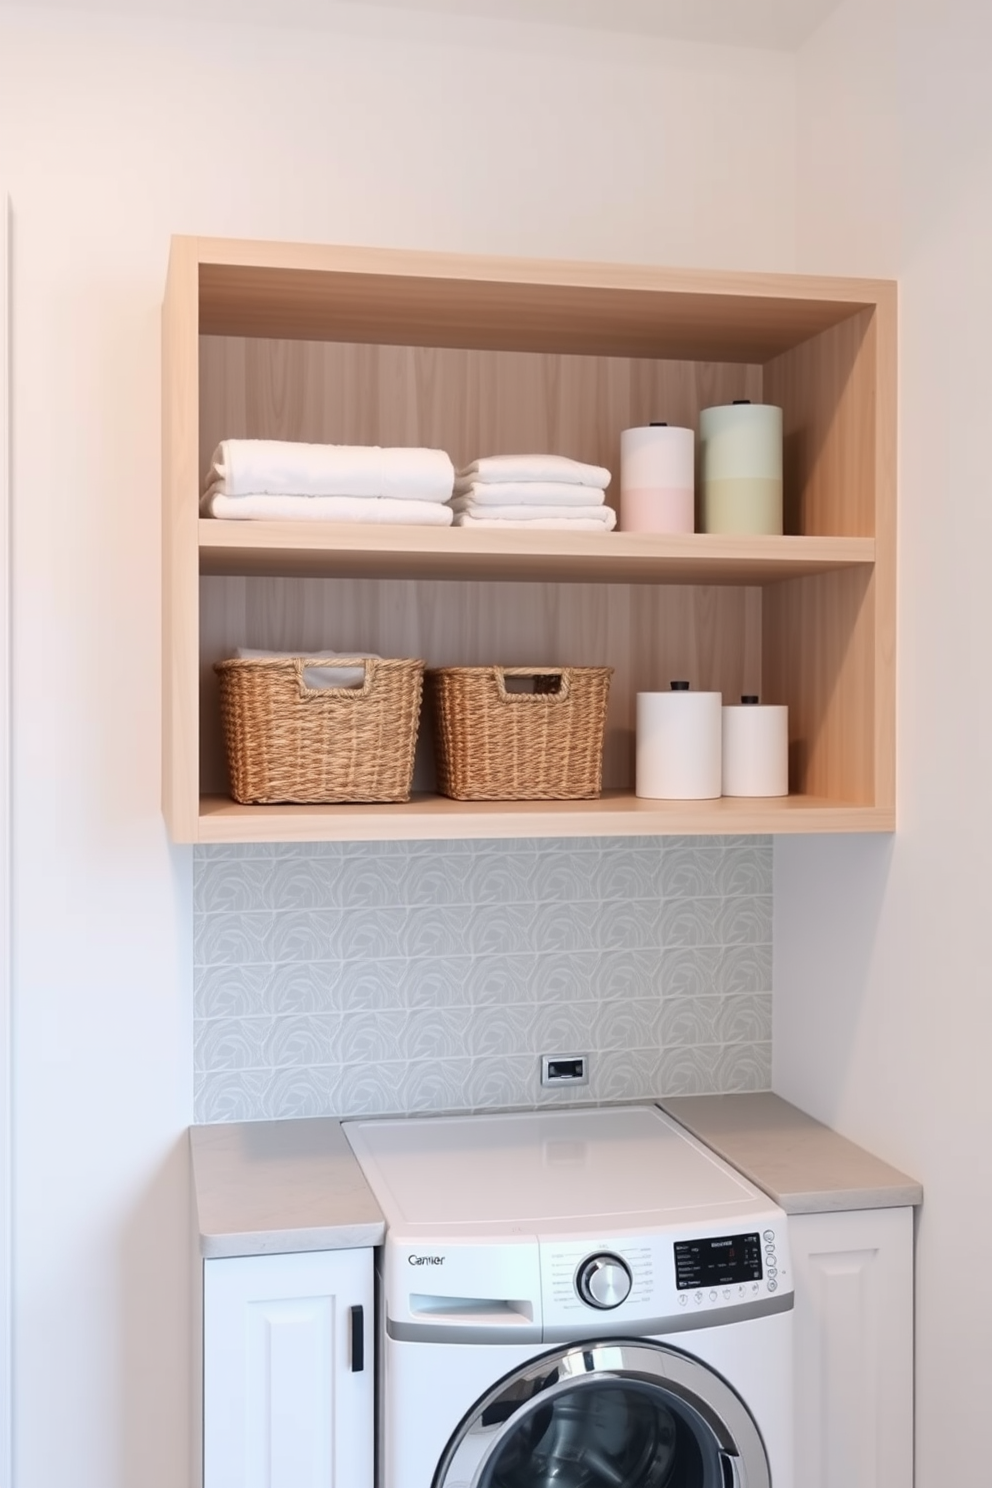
[163,236,896,844]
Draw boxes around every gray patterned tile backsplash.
[193,837,772,1123]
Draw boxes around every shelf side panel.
[764,567,876,806]
[163,237,202,842]
[764,307,876,539]
[871,286,897,816]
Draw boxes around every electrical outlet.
[541,1054,590,1087]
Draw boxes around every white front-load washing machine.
[344,1104,792,1488]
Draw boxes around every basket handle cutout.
[293,656,378,701]
[495,666,572,704]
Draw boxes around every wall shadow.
[117,1134,191,1488]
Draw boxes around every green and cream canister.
[700,400,783,535]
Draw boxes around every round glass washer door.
[433,1339,771,1488]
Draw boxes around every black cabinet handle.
[350,1305,365,1372]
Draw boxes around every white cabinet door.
[203,1248,373,1488]
[791,1207,914,1488]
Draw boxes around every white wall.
[0,5,796,1484]
[777,1,992,1481]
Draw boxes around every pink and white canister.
[619,423,695,534]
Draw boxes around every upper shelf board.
[198,521,875,585]
[188,237,895,363]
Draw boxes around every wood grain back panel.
[198,337,763,495]
[199,575,762,796]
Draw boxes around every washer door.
[433,1339,771,1488]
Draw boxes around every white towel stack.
[451,455,616,530]
[202,439,455,526]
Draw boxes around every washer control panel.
[540,1217,790,1333]
[575,1252,633,1310]
[674,1224,788,1311]
[674,1231,763,1290]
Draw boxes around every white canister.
[722,697,789,797]
[700,401,783,535]
[620,423,695,534]
[636,683,722,800]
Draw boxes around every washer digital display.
[673,1232,762,1290]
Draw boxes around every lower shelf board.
[196,792,895,843]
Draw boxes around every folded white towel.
[202,493,454,526]
[207,440,455,503]
[454,511,617,532]
[450,498,616,525]
[234,647,379,689]
[452,480,606,507]
[457,454,611,489]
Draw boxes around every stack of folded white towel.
[201,439,455,526]
[450,454,616,531]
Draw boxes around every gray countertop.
[190,1117,385,1258]
[190,1093,922,1259]
[658,1093,923,1214]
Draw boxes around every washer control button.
[763,1230,775,1241]
[709,1290,718,1302]
[767,1279,778,1292]
[575,1253,633,1310]
[768,1266,778,1279]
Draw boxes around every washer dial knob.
[576,1253,633,1310]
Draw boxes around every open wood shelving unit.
[163,236,896,843]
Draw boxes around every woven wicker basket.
[215,656,424,804]
[428,665,613,801]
